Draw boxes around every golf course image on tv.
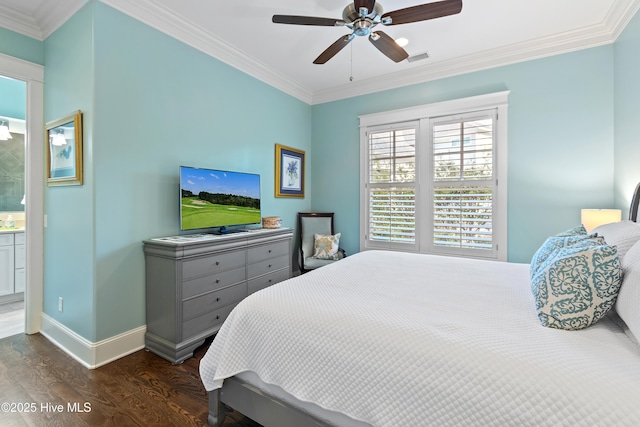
[180,166,261,231]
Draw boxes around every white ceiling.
[1,0,639,104]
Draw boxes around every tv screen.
[180,166,261,231]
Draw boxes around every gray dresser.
[143,228,293,363]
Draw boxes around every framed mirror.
[46,110,83,186]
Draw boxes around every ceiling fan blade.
[382,0,462,25]
[369,31,409,63]
[314,34,355,64]
[354,0,376,14]
[272,15,345,26]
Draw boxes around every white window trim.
[359,91,509,261]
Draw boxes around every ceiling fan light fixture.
[395,37,409,47]
[273,0,462,64]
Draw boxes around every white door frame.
[0,53,44,334]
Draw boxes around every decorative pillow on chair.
[531,244,622,331]
[313,233,341,260]
[530,235,604,276]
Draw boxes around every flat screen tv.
[180,166,261,232]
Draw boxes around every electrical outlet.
[58,297,63,312]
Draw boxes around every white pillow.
[617,240,640,342]
[592,220,640,260]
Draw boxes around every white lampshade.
[581,209,622,232]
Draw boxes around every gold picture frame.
[46,110,83,186]
[275,144,305,198]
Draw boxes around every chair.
[298,212,346,273]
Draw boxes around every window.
[366,124,417,249]
[359,92,508,260]
[430,112,496,258]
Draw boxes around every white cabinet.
[0,234,15,296]
[14,233,25,293]
[0,232,24,298]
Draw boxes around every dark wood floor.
[0,333,260,426]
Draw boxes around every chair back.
[298,213,335,266]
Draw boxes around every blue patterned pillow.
[530,235,604,276]
[555,225,588,237]
[531,244,622,330]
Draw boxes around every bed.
[199,193,640,426]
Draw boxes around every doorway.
[0,90,26,337]
[0,53,44,336]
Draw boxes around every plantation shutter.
[430,110,497,257]
[366,124,417,249]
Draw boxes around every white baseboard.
[40,314,146,369]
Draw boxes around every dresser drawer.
[14,233,25,245]
[247,255,289,279]
[182,249,245,280]
[182,266,245,299]
[247,240,289,264]
[248,268,290,295]
[182,303,236,340]
[0,234,13,246]
[183,282,246,321]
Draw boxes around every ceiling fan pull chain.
[350,42,354,82]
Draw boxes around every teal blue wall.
[43,3,96,340]
[312,47,615,263]
[0,76,26,119]
[0,27,44,65]
[614,8,640,214]
[40,2,312,341]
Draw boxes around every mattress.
[200,250,640,426]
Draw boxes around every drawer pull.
[216,315,220,320]
[215,279,220,284]
[268,264,272,268]
[268,279,273,283]
[215,261,220,266]
[216,297,220,302]
[268,249,272,253]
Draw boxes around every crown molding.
[0,3,42,40]
[35,0,88,40]
[100,0,313,104]
[0,0,86,41]
[608,0,640,38]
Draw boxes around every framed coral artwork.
[275,143,305,198]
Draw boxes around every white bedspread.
[200,250,640,426]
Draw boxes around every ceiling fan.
[272,0,463,64]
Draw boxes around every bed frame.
[206,182,640,426]
[630,182,640,222]
[208,377,327,427]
